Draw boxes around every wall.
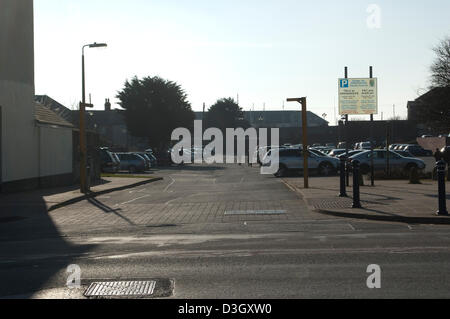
[0,0,39,188]
[38,125,73,177]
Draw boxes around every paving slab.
[283,176,450,225]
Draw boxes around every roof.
[34,95,74,123]
[35,102,74,128]
[71,110,126,129]
[414,87,450,104]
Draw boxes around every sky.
[34,0,450,125]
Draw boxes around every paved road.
[1,164,450,298]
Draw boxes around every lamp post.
[80,42,107,193]
[287,97,309,188]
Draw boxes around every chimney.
[105,98,111,111]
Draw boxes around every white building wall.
[38,126,73,177]
[0,0,39,183]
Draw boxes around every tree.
[117,76,194,151]
[205,98,249,131]
[430,36,450,88]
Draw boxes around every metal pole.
[79,49,87,194]
[370,66,375,187]
[386,122,391,176]
[344,67,350,186]
[352,160,362,208]
[436,160,449,216]
[339,156,348,197]
[302,98,309,189]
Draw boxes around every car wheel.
[275,164,288,177]
[128,165,136,173]
[318,162,334,176]
[405,163,418,173]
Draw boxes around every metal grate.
[225,210,286,216]
[84,281,156,297]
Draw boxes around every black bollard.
[339,157,348,197]
[352,160,362,208]
[436,160,449,216]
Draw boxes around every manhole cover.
[225,210,286,216]
[84,281,156,297]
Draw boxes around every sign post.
[339,72,378,186]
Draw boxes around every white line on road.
[117,195,150,206]
[164,177,176,192]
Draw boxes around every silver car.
[263,148,339,177]
[116,153,147,173]
[349,150,426,174]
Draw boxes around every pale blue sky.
[34,0,450,124]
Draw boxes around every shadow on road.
[0,193,95,297]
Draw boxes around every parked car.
[393,150,414,158]
[134,152,152,170]
[355,142,372,150]
[337,150,363,159]
[116,153,146,173]
[337,142,347,149]
[403,145,433,157]
[145,152,158,167]
[328,149,347,157]
[308,148,330,157]
[99,148,120,173]
[262,148,339,177]
[349,150,426,174]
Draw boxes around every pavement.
[282,175,450,224]
[1,164,450,299]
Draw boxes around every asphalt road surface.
[1,164,450,298]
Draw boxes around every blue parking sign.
[340,79,349,88]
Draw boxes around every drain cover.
[84,281,156,297]
[225,210,286,216]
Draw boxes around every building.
[71,100,148,151]
[195,110,328,128]
[244,110,328,128]
[407,87,450,133]
[0,0,75,192]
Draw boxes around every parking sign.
[338,78,378,115]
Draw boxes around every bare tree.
[430,36,450,88]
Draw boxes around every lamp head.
[89,42,107,48]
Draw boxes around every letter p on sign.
[367,264,381,289]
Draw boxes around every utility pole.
[80,42,107,194]
[287,97,309,189]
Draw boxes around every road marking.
[117,195,150,206]
[164,177,176,192]
[348,223,356,231]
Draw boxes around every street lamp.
[287,97,309,188]
[79,42,107,194]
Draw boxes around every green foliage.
[117,76,194,150]
[205,98,250,131]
